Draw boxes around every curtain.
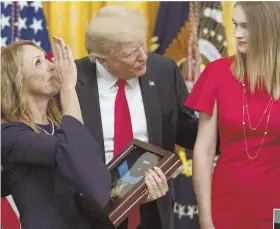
[43,1,235,59]
[42,1,159,59]
[222,1,236,56]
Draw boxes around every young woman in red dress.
[185,2,280,229]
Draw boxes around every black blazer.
[75,53,198,229]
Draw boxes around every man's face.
[104,40,148,80]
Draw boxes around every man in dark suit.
[75,5,198,229]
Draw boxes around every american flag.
[1,2,51,228]
[198,2,228,65]
[1,1,51,54]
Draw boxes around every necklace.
[242,83,274,159]
[37,118,55,135]
[244,91,273,131]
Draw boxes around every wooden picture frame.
[107,139,181,227]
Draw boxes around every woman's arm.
[2,116,111,211]
[53,37,83,124]
[1,122,57,166]
[192,102,218,228]
[1,116,90,167]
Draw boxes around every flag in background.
[1,1,52,228]
[150,2,228,82]
[150,2,227,229]
[198,2,228,65]
[150,2,201,82]
[151,5,199,228]
[1,196,20,229]
[151,2,190,64]
[1,1,52,58]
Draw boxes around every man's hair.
[85,5,148,62]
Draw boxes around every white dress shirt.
[96,60,149,164]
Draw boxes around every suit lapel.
[76,59,105,161]
[140,65,162,147]
[76,58,163,159]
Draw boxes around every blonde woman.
[1,38,112,228]
[185,2,280,229]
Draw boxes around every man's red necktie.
[114,80,140,229]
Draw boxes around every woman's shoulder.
[206,56,233,72]
[1,121,33,144]
[1,120,31,131]
[1,121,33,157]
[200,56,234,85]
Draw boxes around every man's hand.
[171,165,183,179]
[143,167,169,203]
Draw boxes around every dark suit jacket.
[75,53,198,229]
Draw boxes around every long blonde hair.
[231,2,280,100]
[1,40,62,131]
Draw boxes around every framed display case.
[107,139,181,227]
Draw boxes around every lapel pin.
[149,81,155,86]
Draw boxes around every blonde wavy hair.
[1,40,62,131]
[231,1,280,100]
